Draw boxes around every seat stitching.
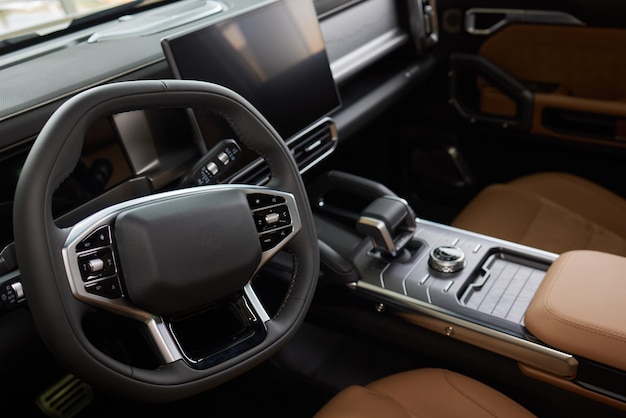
[512,191,543,247]
[513,174,626,225]
[544,174,626,211]
[361,387,418,418]
[516,191,601,252]
[442,371,512,418]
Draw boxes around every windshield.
[0,0,155,43]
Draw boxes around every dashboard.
[0,0,438,287]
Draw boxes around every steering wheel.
[12,80,320,402]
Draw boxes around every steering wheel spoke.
[142,286,271,369]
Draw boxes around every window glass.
[0,0,133,39]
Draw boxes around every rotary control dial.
[429,245,466,273]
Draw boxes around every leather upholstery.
[314,368,535,417]
[525,250,626,372]
[480,25,626,101]
[452,172,626,256]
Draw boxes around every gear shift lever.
[356,196,417,257]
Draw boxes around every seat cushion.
[452,172,626,255]
[314,368,535,417]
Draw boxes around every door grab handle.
[448,54,533,131]
[465,8,584,35]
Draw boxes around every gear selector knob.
[356,196,417,257]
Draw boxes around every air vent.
[231,118,338,185]
[287,118,338,174]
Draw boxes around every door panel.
[418,0,626,198]
[477,24,626,145]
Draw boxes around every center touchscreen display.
[161,0,341,141]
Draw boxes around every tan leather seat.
[314,368,535,417]
[451,172,626,256]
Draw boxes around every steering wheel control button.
[76,225,111,252]
[429,245,466,273]
[85,277,123,299]
[247,193,286,209]
[260,227,292,251]
[253,205,291,232]
[264,212,280,225]
[78,249,116,281]
[245,192,298,252]
[87,258,105,273]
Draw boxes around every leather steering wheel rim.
[13,80,320,402]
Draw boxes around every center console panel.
[352,219,554,338]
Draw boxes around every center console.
[309,170,626,411]
[353,215,553,338]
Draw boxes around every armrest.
[525,250,626,372]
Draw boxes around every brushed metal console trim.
[356,281,578,377]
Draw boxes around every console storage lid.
[525,250,626,372]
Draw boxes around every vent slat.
[289,121,336,172]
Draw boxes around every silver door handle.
[465,8,584,35]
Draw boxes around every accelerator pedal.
[37,374,93,418]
